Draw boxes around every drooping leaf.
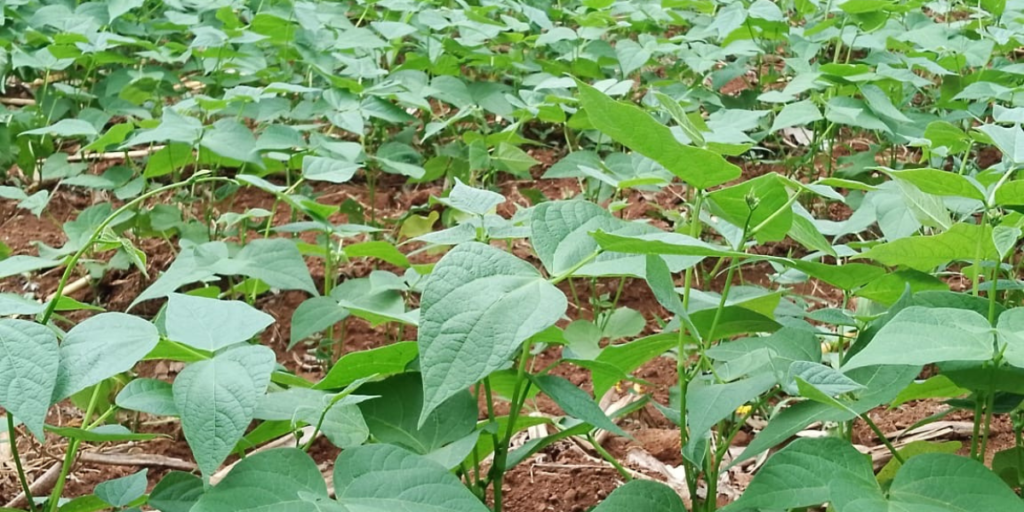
[418,242,566,424]
[857,223,998,271]
[316,342,418,390]
[532,374,628,437]
[576,81,740,189]
[0,319,59,440]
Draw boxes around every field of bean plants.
[3,0,1024,510]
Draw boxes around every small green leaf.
[289,296,349,349]
[166,293,275,351]
[0,320,58,440]
[149,472,204,512]
[116,378,177,416]
[316,342,418,390]
[302,156,359,184]
[438,178,505,216]
[46,424,161,442]
[771,100,823,132]
[95,470,148,507]
[532,374,627,437]
[21,119,99,138]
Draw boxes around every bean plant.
[4,0,1024,511]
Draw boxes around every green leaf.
[438,178,505,216]
[302,156,359,184]
[684,374,775,453]
[707,173,793,243]
[724,437,877,511]
[0,255,61,279]
[789,361,863,396]
[883,454,1024,511]
[358,373,477,455]
[255,388,370,449]
[576,81,740,189]
[289,296,349,349]
[53,313,160,402]
[47,424,161,442]
[860,84,912,123]
[333,444,489,512]
[592,480,687,512]
[343,241,410,268]
[0,319,58,440]
[891,375,969,407]
[886,169,986,202]
[200,119,262,166]
[174,345,275,478]
[531,200,615,275]
[993,226,1021,260]
[857,223,998,271]
[149,472,204,512]
[876,441,961,485]
[771,100,823,132]
[21,119,99,138]
[615,39,652,76]
[316,342,418,390]
[492,143,539,176]
[95,470,148,507]
[844,307,994,370]
[418,242,566,424]
[192,448,328,512]
[978,124,1024,165]
[166,293,275,351]
[592,333,678,400]
[116,378,177,416]
[225,238,319,296]
[532,374,627,437]
[107,0,144,21]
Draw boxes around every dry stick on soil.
[64,147,167,163]
[46,277,90,303]
[5,462,61,509]
[77,451,196,472]
[0,98,35,106]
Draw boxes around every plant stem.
[48,385,103,511]
[861,411,904,464]
[980,391,995,461]
[587,433,632,481]
[549,250,601,285]
[971,393,985,460]
[41,174,231,324]
[8,415,37,512]
[682,193,704,310]
[491,342,533,512]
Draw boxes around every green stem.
[980,391,995,462]
[549,250,601,285]
[48,385,103,512]
[492,342,533,512]
[8,415,37,512]
[587,433,632,481]
[41,174,231,324]
[861,411,904,464]
[682,193,705,310]
[970,393,985,460]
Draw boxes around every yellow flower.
[735,405,753,415]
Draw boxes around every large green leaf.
[844,307,994,370]
[0,319,59,440]
[222,239,319,296]
[592,480,687,512]
[191,448,328,512]
[358,373,477,455]
[857,223,998,271]
[723,437,877,511]
[886,169,986,202]
[531,200,616,275]
[707,173,793,243]
[166,293,275,351]
[52,313,160,402]
[174,345,275,478]
[576,82,740,189]
[149,472,204,512]
[333,444,489,512]
[418,242,566,423]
